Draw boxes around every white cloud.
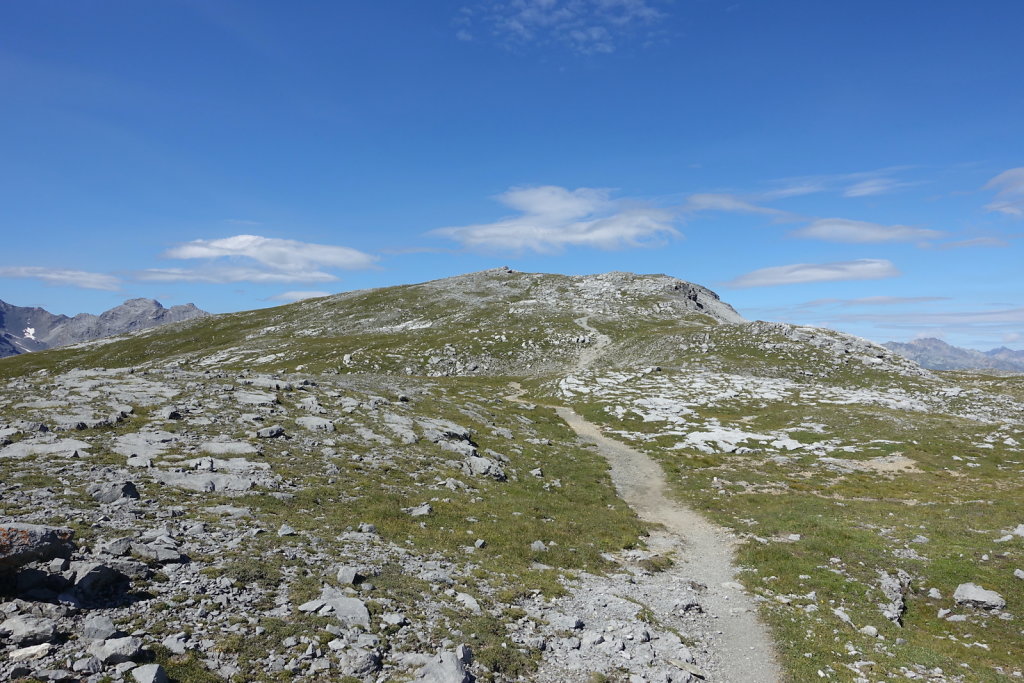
[431,185,679,253]
[984,167,1024,216]
[834,307,1024,327]
[789,218,944,243]
[268,290,332,302]
[138,234,377,284]
[164,234,376,271]
[0,266,121,291]
[458,0,666,54]
[728,259,900,288]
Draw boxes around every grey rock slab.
[414,650,474,683]
[256,424,285,438]
[235,391,278,406]
[8,642,52,662]
[0,523,74,570]
[132,663,170,683]
[296,416,335,432]
[337,566,364,585]
[953,583,1006,610]
[320,587,370,627]
[465,456,506,481]
[82,614,121,641]
[88,636,144,664]
[201,441,259,455]
[408,503,433,517]
[0,615,58,645]
[88,481,140,504]
[0,438,91,460]
[151,470,256,492]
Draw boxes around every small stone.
[337,566,363,585]
[256,425,285,438]
[409,503,433,517]
[88,481,140,504]
[73,656,103,673]
[9,643,52,661]
[82,614,120,641]
[474,538,486,549]
[132,663,170,683]
[89,636,144,664]
[530,540,547,552]
[277,524,297,537]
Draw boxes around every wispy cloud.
[0,266,121,291]
[137,234,377,284]
[984,167,1024,217]
[683,193,797,220]
[836,307,1024,325]
[268,290,332,302]
[431,185,679,253]
[727,259,900,288]
[930,236,1011,250]
[761,167,918,200]
[789,218,944,244]
[800,295,950,308]
[456,0,667,54]
[137,266,340,284]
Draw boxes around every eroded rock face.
[0,524,74,572]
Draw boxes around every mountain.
[0,297,208,358]
[1,269,1022,683]
[884,336,1024,372]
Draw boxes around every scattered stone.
[954,583,1006,610]
[88,636,145,664]
[82,614,121,641]
[0,615,57,646]
[409,503,433,517]
[132,663,170,683]
[414,648,474,683]
[256,424,285,438]
[531,540,547,552]
[88,481,140,504]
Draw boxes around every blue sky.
[1,0,1022,349]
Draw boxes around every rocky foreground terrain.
[1,268,1022,682]
[0,298,208,358]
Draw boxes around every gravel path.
[553,404,784,682]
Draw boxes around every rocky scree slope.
[2,268,1020,682]
[0,298,208,358]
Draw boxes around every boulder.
[953,583,1006,610]
[296,416,335,432]
[132,663,170,683]
[414,648,474,683]
[0,523,74,571]
[88,481,140,504]
[0,615,58,645]
[88,636,144,664]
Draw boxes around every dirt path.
[552,405,784,682]
[510,321,784,681]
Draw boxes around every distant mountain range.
[883,337,1024,372]
[0,297,208,358]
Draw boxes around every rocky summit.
[0,269,1022,683]
[0,298,208,359]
